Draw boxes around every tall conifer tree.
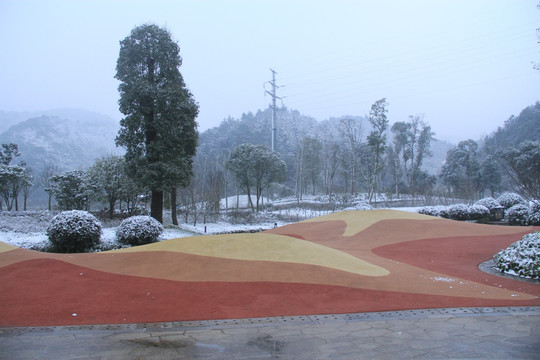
[115,24,198,223]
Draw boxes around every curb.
[2,306,539,334]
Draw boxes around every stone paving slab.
[1,307,539,359]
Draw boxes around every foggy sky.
[0,0,538,143]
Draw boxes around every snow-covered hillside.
[0,109,120,173]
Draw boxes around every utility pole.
[265,68,282,152]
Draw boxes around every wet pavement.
[1,306,539,359]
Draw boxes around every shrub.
[529,200,540,226]
[445,204,470,220]
[116,215,164,246]
[46,210,102,253]
[353,202,372,211]
[475,197,501,211]
[493,232,540,279]
[439,207,449,219]
[418,206,443,217]
[467,204,490,221]
[435,204,490,221]
[497,192,525,209]
[506,204,530,226]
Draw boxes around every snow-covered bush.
[497,192,525,209]
[353,201,372,211]
[475,197,501,211]
[506,204,530,226]
[116,215,163,246]
[467,204,490,221]
[433,204,490,221]
[493,232,540,279]
[46,210,102,253]
[418,206,442,217]
[438,207,449,219]
[528,200,540,226]
[444,204,470,220]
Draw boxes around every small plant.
[497,192,525,209]
[493,232,540,279]
[506,204,530,226]
[46,210,102,253]
[116,215,164,246]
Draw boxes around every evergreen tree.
[499,141,540,199]
[115,24,199,223]
[49,170,90,210]
[225,144,286,212]
[86,155,127,219]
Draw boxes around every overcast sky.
[0,0,538,142]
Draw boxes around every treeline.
[0,150,144,217]
[440,102,540,201]
[192,99,437,208]
[191,101,539,213]
[2,102,538,220]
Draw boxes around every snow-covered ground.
[0,205,422,249]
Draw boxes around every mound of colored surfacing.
[0,210,538,327]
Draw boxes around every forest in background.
[0,101,538,217]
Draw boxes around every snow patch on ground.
[430,276,455,282]
[0,205,425,249]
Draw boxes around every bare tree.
[38,164,59,211]
[339,118,363,194]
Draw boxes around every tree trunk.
[151,190,163,223]
[109,199,115,219]
[171,187,178,225]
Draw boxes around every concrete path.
[1,307,539,359]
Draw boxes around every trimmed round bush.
[46,210,102,253]
[506,204,530,225]
[436,204,490,221]
[475,197,501,211]
[497,192,525,209]
[529,200,540,226]
[493,232,540,279]
[467,204,490,221]
[116,215,164,246]
[445,204,470,220]
[418,206,443,217]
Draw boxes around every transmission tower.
[265,68,282,152]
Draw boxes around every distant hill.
[484,102,540,151]
[423,138,454,175]
[0,109,121,174]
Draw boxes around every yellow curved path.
[116,233,390,277]
[303,209,435,236]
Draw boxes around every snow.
[0,226,197,248]
[431,276,455,282]
[219,195,272,209]
[493,232,540,279]
[0,203,441,250]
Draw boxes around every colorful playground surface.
[0,210,538,327]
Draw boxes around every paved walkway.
[1,307,539,359]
